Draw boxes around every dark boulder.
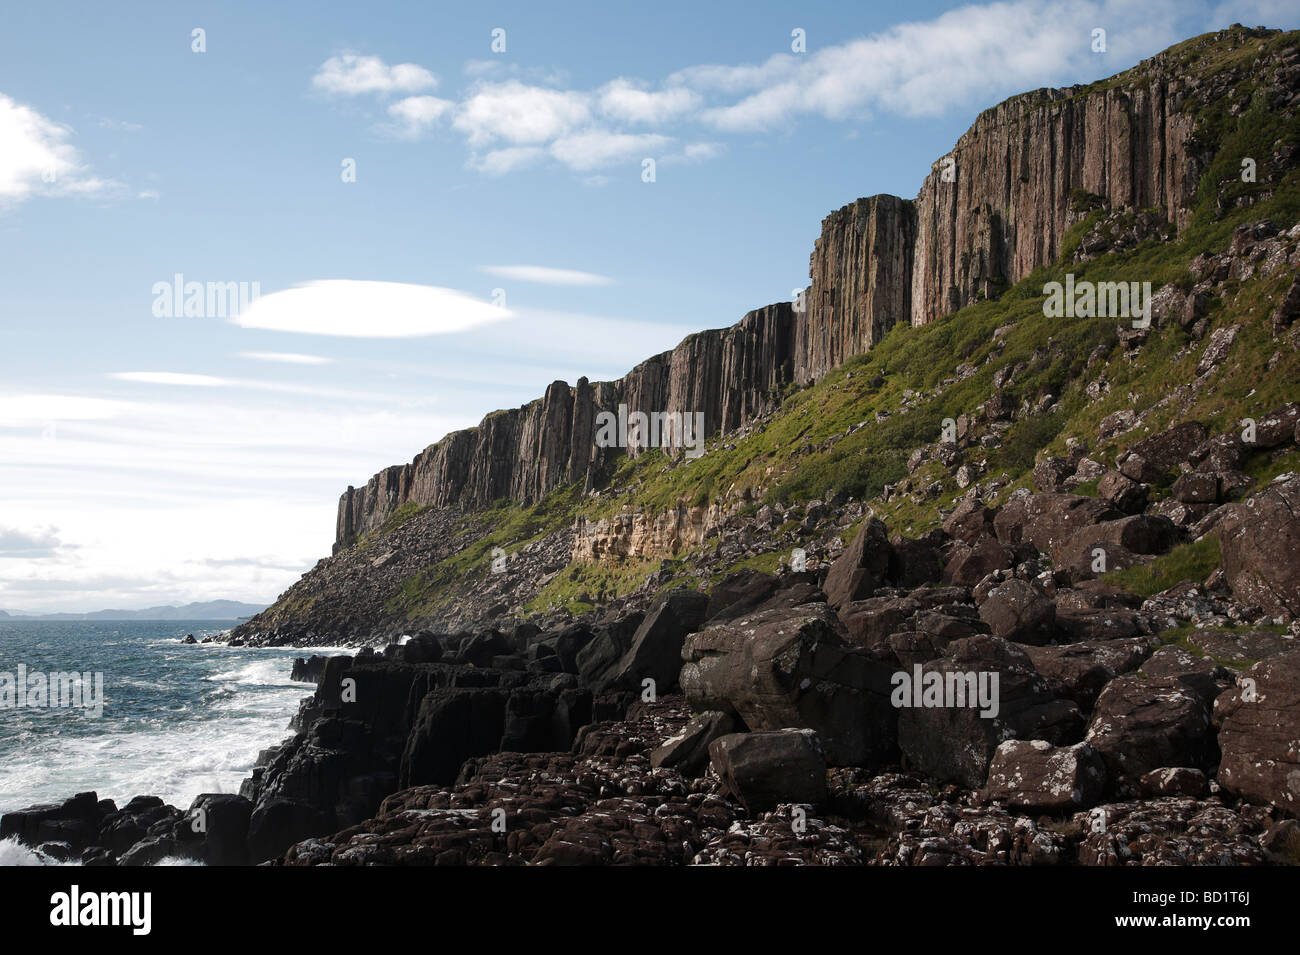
[1215,649,1300,816]
[708,729,828,812]
[982,740,1107,811]
[681,604,898,766]
[1085,674,1217,795]
[1117,421,1208,484]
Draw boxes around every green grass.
[1103,537,1223,597]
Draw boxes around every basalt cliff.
[236,26,1300,646]
[333,37,1228,550]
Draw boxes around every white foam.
[0,837,82,866]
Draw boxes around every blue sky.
[1,0,1295,612]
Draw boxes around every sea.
[0,620,340,816]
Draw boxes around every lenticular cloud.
[231,280,513,338]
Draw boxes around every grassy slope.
[358,28,1300,624]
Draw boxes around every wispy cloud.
[239,352,335,366]
[111,372,228,387]
[480,265,614,287]
[0,93,120,205]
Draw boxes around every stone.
[896,634,1082,788]
[1023,638,1156,708]
[822,518,893,608]
[649,710,736,777]
[1139,767,1207,798]
[708,729,828,812]
[978,578,1056,644]
[1085,675,1216,795]
[596,588,709,693]
[1215,649,1300,816]
[982,740,1107,811]
[1217,474,1300,617]
[680,604,898,766]
[1117,422,1208,484]
[1097,471,1148,514]
[1172,471,1220,504]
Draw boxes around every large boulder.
[942,497,997,545]
[1217,474,1300,618]
[895,635,1083,788]
[993,492,1120,556]
[183,793,251,866]
[942,538,1015,589]
[1215,649,1300,816]
[1249,403,1300,449]
[595,588,709,693]
[823,518,893,608]
[1055,514,1181,581]
[1085,674,1217,795]
[837,594,920,649]
[248,798,328,865]
[708,729,828,812]
[1023,637,1156,709]
[1117,421,1208,484]
[982,740,1107,812]
[977,578,1056,644]
[705,570,780,622]
[680,604,897,766]
[1097,471,1148,514]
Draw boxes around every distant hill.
[0,600,267,621]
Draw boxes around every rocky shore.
[7,455,1300,864]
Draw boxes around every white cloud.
[549,130,671,172]
[597,79,699,124]
[0,394,128,424]
[239,352,335,366]
[453,81,591,146]
[312,54,438,96]
[672,142,725,163]
[385,95,454,137]
[231,279,513,338]
[696,0,1189,130]
[480,265,614,287]
[112,372,229,387]
[472,145,546,176]
[0,93,116,203]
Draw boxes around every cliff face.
[336,303,796,549]
[796,195,916,385]
[909,79,1201,326]
[335,30,1274,550]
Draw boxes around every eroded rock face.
[1215,649,1300,817]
